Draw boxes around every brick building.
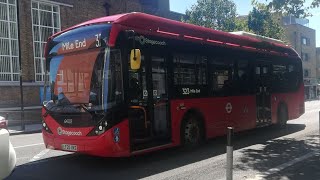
[283,16,318,100]
[317,47,320,80]
[0,0,183,107]
[317,47,320,97]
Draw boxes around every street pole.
[226,127,234,180]
[16,0,25,130]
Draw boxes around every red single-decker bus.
[42,12,304,157]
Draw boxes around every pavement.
[266,151,320,180]
[5,100,320,180]
[0,105,43,135]
[8,123,42,135]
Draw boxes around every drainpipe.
[16,0,25,130]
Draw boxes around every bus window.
[173,54,196,85]
[173,54,208,86]
[129,55,146,101]
[196,56,208,85]
[271,61,302,93]
[107,50,124,105]
[236,60,249,94]
[211,57,234,96]
[272,63,288,92]
[287,62,301,91]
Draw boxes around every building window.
[301,37,310,46]
[304,69,310,77]
[302,53,309,61]
[103,2,110,16]
[0,0,19,81]
[31,1,60,82]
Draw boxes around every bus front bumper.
[42,120,130,157]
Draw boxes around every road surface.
[7,100,320,180]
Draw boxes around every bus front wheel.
[181,115,204,147]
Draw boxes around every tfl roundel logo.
[225,103,233,114]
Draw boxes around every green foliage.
[248,1,285,40]
[234,17,250,32]
[311,0,320,7]
[267,0,311,18]
[184,0,237,32]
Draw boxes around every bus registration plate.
[61,144,77,151]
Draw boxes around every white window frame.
[31,0,61,82]
[302,37,307,45]
[0,0,20,82]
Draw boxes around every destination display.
[47,24,112,56]
[175,86,208,98]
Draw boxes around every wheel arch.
[179,108,207,142]
[277,101,288,122]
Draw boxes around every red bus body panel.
[271,84,305,122]
[42,110,130,157]
[170,96,257,145]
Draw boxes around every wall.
[317,47,320,82]
[284,23,317,100]
[284,24,317,80]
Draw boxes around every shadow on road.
[235,130,319,179]
[267,151,320,180]
[235,135,317,171]
[8,124,307,180]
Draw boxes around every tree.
[248,1,285,40]
[267,0,320,18]
[184,0,237,32]
[311,0,320,7]
[234,16,250,32]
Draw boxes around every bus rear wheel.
[277,105,288,128]
[181,116,203,146]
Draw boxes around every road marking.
[248,150,319,180]
[17,157,30,160]
[26,152,76,166]
[29,149,50,163]
[14,143,44,149]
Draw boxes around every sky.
[170,0,320,47]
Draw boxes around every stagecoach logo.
[135,35,167,46]
[57,127,82,136]
[225,103,233,114]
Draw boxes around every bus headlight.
[42,121,53,134]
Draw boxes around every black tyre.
[181,115,204,147]
[277,105,288,128]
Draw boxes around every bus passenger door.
[255,62,272,127]
[149,55,170,140]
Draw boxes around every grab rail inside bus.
[130,106,148,129]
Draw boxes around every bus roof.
[51,12,299,57]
